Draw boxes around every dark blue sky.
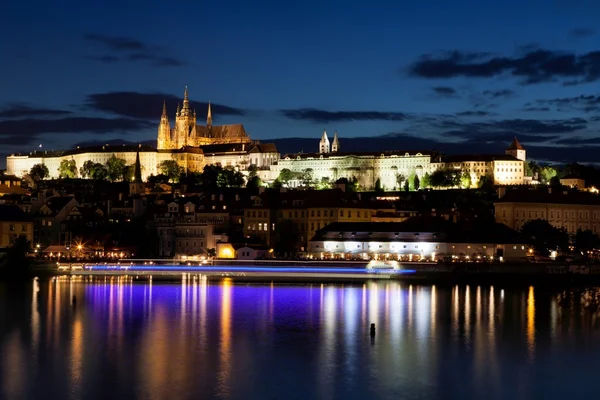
[1,0,599,167]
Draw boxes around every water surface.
[1,277,600,399]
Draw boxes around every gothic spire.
[134,152,142,183]
[181,86,191,114]
[161,100,167,118]
[207,101,213,126]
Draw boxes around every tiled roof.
[442,154,520,163]
[507,137,525,150]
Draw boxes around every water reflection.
[2,279,600,399]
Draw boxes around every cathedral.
[157,87,252,149]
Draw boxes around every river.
[1,276,599,399]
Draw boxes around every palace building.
[276,132,526,189]
[6,88,278,180]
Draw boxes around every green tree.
[201,164,221,187]
[106,155,127,181]
[246,175,262,189]
[478,174,494,191]
[540,166,557,184]
[217,166,245,187]
[273,219,300,256]
[429,170,446,188]
[58,159,77,178]
[460,170,472,189]
[89,163,108,180]
[79,160,95,178]
[421,172,430,188]
[278,168,294,186]
[395,173,406,189]
[374,178,384,193]
[247,164,258,179]
[413,174,420,191]
[526,161,541,178]
[29,163,49,182]
[206,248,217,258]
[159,160,185,183]
[403,179,410,192]
[521,219,570,256]
[299,168,315,187]
[271,179,283,189]
[317,177,331,190]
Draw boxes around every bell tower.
[174,86,197,148]
[506,137,526,161]
[157,101,171,149]
[331,131,340,152]
[319,130,330,154]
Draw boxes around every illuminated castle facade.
[157,87,251,149]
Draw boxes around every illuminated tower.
[207,101,213,128]
[331,131,340,152]
[174,86,196,148]
[319,130,330,154]
[157,101,171,149]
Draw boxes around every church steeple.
[319,130,330,154]
[207,101,213,127]
[134,152,142,183]
[331,131,340,152]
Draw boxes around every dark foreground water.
[1,277,600,400]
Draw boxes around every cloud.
[553,136,600,146]
[85,91,245,120]
[0,117,154,137]
[432,86,457,97]
[523,107,550,112]
[409,49,600,85]
[533,95,600,113]
[83,33,185,67]
[482,89,515,98]
[440,117,587,137]
[455,110,496,117]
[0,104,73,118]
[280,108,409,123]
[569,28,595,38]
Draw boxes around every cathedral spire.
[207,101,213,126]
[161,101,167,118]
[181,86,191,115]
[332,131,340,152]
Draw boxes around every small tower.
[506,137,526,161]
[157,101,171,150]
[331,131,340,152]
[207,101,213,128]
[129,151,145,195]
[319,130,330,154]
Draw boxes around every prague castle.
[6,87,526,188]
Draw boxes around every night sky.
[1,0,599,168]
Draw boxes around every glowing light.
[82,264,417,274]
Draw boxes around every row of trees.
[30,155,134,183]
[520,219,600,256]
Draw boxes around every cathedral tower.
[174,86,196,148]
[157,101,172,149]
[331,131,340,152]
[319,130,330,154]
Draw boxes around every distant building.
[495,189,600,234]
[276,133,526,189]
[560,175,585,189]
